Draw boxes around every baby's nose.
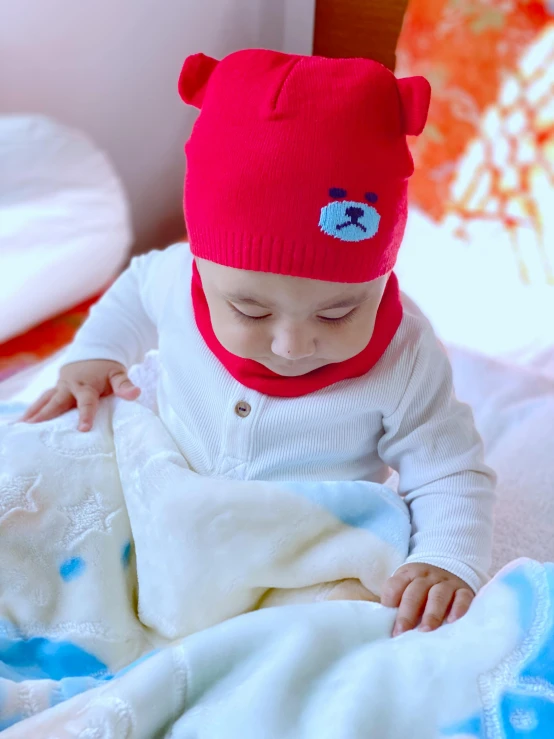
[345,206,364,221]
[271,325,316,360]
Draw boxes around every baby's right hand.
[21,360,141,432]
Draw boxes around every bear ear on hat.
[179,53,219,109]
[397,76,431,136]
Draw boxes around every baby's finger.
[419,583,455,632]
[21,388,57,422]
[110,371,141,400]
[393,580,429,636]
[28,390,74,424]
[75,387,100,432]
[446,588,474,624]
[381,571,412,609]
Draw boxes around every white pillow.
[0,115,132,343]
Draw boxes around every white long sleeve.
[378,320,495,591]
[64,252,162,368]
[61,244,495,591]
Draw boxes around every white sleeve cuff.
[63,342,132,369]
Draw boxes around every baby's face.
[196,259,389,377]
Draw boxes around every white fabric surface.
[4,559,554,738]
[62,244,495,592]
[0,115,132,343]
[0,355,409,731]
[450,346,554,571]
[1,359,554,737]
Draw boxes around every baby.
[23,50,495,636]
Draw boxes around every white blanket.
[0,357,408,732]
[1,358,554,736]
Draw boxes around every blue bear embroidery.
[319,188,380,242]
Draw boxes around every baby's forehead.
[198,258,384,309]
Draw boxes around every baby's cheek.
[214,319,267,360]
[324,319,376,361]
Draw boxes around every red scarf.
[191,263,403,398]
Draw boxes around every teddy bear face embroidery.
[319,188,381,242]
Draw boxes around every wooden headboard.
[313,0,409,71]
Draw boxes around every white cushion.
[0,115,132,343]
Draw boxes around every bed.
[1,2,554,736]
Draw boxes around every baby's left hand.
[381,563,474,637]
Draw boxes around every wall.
[0,0,315,253]
[313,0,407,70]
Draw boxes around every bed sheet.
[449,344,554,570]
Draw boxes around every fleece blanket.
[1,358,554,736]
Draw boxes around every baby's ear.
[178,53,219,108]
[396,76,431,136]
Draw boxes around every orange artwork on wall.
[397,0,554,283]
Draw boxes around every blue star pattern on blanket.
[0,525,138,730]
[442,563,554,738]
[0,624,161,731]
[0,634,112,730]
[0,629,109,683]
[121,539,133,568]
[59,556,86,581]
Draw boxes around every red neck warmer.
[191,263,403,398]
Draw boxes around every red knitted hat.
[179,50,430,284]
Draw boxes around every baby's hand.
[21,360,140,432]
[381,563,474,637]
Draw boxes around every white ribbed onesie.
[65,243,495,591]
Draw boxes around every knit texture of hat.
[179,49,430,284]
